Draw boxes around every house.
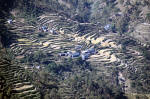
[87,48,95,54]
[82,48,95,54]
[104,24,111,31]
[67,52,72,57]
[65,51,80,58]
[75,45,82,50]
[81,53,90,60]
[50,29,54,33]
[71,52,80,58]
[50,29,57,34]
[35,66,40,69]
[115,12,123,17]
[42,26,48,32]
[59,53,68,56]
[7,19,12,24]
[81,47,95,60]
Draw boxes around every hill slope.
[1,0,150,99]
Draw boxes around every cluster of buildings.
[39,26,57,34]
[59,45,95,60]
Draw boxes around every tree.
[146,13,150,23]
[116,16,129,34]
[90,0,101,20]
[75,0,91,22]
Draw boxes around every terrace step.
[18,90,39,98]
[14,82,31,88]
[20,92,40,99]
[13,84,35,92]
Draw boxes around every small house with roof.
[71,52,80,58]
[104,24,111,31]
[75,45,82,50]
[81,47,95,60]
[82,48,95,54]
[7,19,13,24]
[59,53,68,56]
[81,53,90,60]
[42,26,48,32]
[67,52,72,57]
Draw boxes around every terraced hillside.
[0,55,41,99]
[5,12,150,99]
[1,0,150,98]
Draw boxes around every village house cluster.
[59,45,95,60]
[39,25,57,34]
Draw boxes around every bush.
[146,13,150,23]
[117,16,129,34]
[46,61,71,73]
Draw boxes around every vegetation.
[128,63,150,93]
[146,13,150,23]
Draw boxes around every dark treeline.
[0,0,17,47]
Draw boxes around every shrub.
[146,13,150,23]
